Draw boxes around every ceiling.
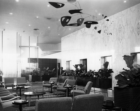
[0,0,140,45]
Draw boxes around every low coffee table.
[17,86,25,96]
[24,91,46,106]
[49,81,54,93]
[24,92,34,106]
[15,85,31,97]
[13,99,28,111]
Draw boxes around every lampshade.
[49,2,64,8]
[84,21,98,28]
[66,23,78,26]
[84,21,98,25]
[85,24,91,28]
[77,18,84,26]
[61,16,71,26]
[69,9,82,14]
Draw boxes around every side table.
[64,84,72,97]
[16,86,25,97]
[13,99,28,111]
[24,92,34,106]
[49,81,54,93]
[24,91,46,106]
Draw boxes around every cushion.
[0,88,10,97]
[72,94,104,111]
[36,97,72,111]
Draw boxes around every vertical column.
[1,30,3,72]
[16,32,18,77]
[29,36,30,72]
[37,36,39,69]
[0,30,4,77]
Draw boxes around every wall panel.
[61,3,140,88]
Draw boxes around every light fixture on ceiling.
[47,4,50,7]
[5,22,9,24]
[15,0,19,2]
[9,13,13,15]
[124,0,127,3]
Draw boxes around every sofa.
[4,77,28,88]
[71,81,93,96]
[16,77,29,86]
[35,94,104,111]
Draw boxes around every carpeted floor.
[9,82,66,109]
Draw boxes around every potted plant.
[94,61,113,89]
[115,55,140,87]
[114,54,140,111]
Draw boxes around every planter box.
[76,77,93,86]
[98,78,112,89]
[114,87,140,111]
[75,77,111,89]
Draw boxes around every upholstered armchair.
[52,78,67,89]
[3,78,14,89]
[0,82,4,88]
[57,79,76,91]
[16,77,30,86]
[35,97,72,111]
[72,94,104,111]
[53,79,76,96]
[43,77,58,92]
[71,81,93,96]
[35,94,103,111]
[0,88,20,111]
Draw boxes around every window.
[131,52,140,65]
[80,59,87,72]
[101,56,112,69]
[66,61,71,70]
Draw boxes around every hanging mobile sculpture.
[48,1,108,29]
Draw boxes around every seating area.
[36,94,104,111]
[0,76,120,111]
[1,1,140,111]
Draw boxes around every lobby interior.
[0,0,140,111]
